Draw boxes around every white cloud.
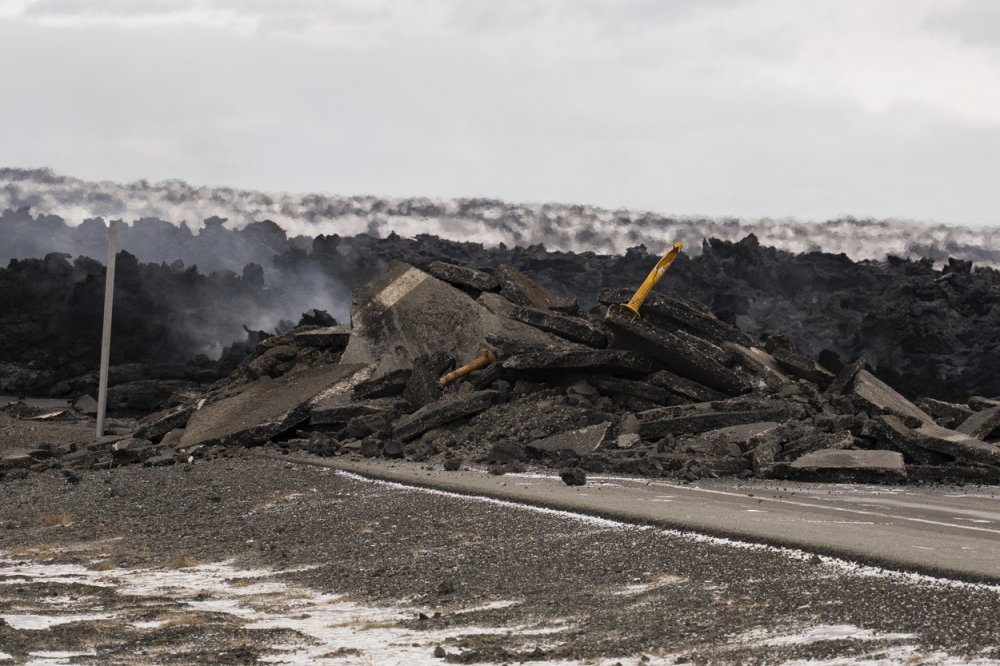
[1,0,999,227]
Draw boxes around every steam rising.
[4,167,999,266]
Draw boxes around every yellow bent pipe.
[622,241,684,317]
[439,348,496,387]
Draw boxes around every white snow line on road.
[335,471,1000,594]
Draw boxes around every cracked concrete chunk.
[288,325,351,349]
[496,265,575,311]
[598,288,753,347]
[133,405,194,442]
[779,430,853,461]
[638,400,804,440]
[510,306,607,348]
[502,348,655,378]
[352,368,412,400]
[917,397,974,429]
[180,364,369,448]
[527,422,611,456]
[310,395,406,426]
[427,261,500,292]
[725,344,793,386]
[881,415,1000,466]
[770,348,835,387]
[684,422,782,459]
[605,306,749,395]
[645,370,727,403]
[341,262,552,374]
[956,406,1000,440]
[588,376,680,406]
[845,369,934,424]
[393,390,498,441]
[775,449,907,483]
[73,394,98,415]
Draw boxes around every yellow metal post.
[622,242,684,317]
[439,348,496,387]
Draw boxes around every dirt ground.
[2,416,1000,665]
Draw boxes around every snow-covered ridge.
[3,167,998,264]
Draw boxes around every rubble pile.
[7,259,1000,487]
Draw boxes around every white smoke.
[3,167,999,265]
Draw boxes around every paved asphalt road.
[279,454,1000,582]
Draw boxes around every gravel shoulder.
[1,447,1000,664]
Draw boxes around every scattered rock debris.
[6,259,1000,487]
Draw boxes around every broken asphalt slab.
[881,415,1000,467]
[604,305,751,395]
[179,364,370,448]
[392,390,498,441]
[638,400,806,440]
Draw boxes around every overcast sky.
[2,0,999,226]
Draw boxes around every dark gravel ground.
[1,449,1000,664]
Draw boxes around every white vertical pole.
[96,220,119,438]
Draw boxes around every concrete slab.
[605,306,750,395]
[392,390,498,441]
[510,306,607,348]
[639,400,805,440]
[957,406,1000,440]
[725,344,793,386]
[527,422,611,456]
[849,370,934,424]
[598,288,754,347]
[496,265,575,311]
[775,449,907,483]
[917,397,973,429]
[340,262,552,375]
[770,348,836,387]
[179,364,369,448]
[502,348,656,378]
[645,370,727,403]
[426,261,499,292]
[683,422,782,458]
[882,415,1000,467]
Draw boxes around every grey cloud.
[925,0,1000,47]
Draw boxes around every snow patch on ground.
[0,556,571,665]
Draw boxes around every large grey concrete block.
[340,262,554,375]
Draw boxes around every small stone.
[560,467,587,486]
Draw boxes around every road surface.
[294,455,1000,582]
